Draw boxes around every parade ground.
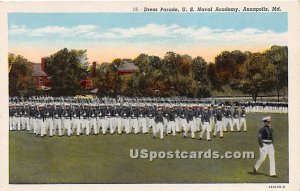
[9,113,288,184]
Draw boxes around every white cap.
[262,116,271,122]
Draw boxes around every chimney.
[41,57,46,72]
[92,61,97,77]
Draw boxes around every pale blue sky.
[8,13,288,63]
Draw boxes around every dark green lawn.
[9,113,288,183]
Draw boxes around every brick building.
[32,58,51,90]
[32,58,95,90]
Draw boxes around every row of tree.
[208,46,288,101]
[94,53,212,98]
[9,45,288,101]
[9,54,36,96]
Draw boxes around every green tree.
[264,46,288,101]
[111,58,123,71]
[94,62,119,97]
[211,50,247,90]
[162,52,182,75]
[191,56,212,98]
[44,48,89,96]
[129,52,209,98]
[133,54,153,81]
[9,53,36,96]
[8,53,14,72]
[131,54,164,96]
[148,55,162,69]
[160,52,195,97]
[208,63,222,91]
[134,54,150,70]
[231,53,276,101]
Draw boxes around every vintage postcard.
[0,1,299,191]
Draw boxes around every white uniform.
[81,109,90,135]
[13,110,21,131]
[114,111,122,134]
[130,118,139,134]
[232,109,239,132]
[195,115,202,132]
[168,120,176,135]
[82,119,90,135]
[255,143,276,176]
[97,109,107,134]
[110,113,117,134]
[154,122,164,139]
[129,109,138,134]
[72,117,81,135]
[174,115,180,132]
[106,110,115,134]
[62,109,72,136]
[20,108,30,130]
[123,118,130,134]
[117,117,125,134]
[184,119,196,138]
[200,121,211,140]
[99,118,107,134]
[163,113,168,133]
[240,109,247,131]
[53,109,62,136]
[32,117,38,134]
[10,108,15,130]
[138,113,147,134]
[9,116,13,131]
[179,110,187,132]
[214,120,224,137]
[45,118,54,136]
[63,118,72,136]
[90,117,97,134]
[213,110,224,138]
[37,118,45,136]
[71,108,81,135]
[146,109,156,132]
[254,121,276,176]
[210,109,216,132]
[35,109,45,136]
[119,108,128,134]
[223,109,234,132]
[199,110,211,140]
[213,109,224,138]
[89,110,98,134]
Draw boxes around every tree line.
[9,45,288,101]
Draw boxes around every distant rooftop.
[117,60,138,72]
[32,63,47,77]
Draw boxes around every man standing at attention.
[199,107,211,141]
[154,107,164,139]
[253,116,276,177]
[240,106,247,132]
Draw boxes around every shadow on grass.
[248,171,278,178]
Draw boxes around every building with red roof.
[117,60,138,75]
[32,58,51,90]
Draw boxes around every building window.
[87,80,92,88]
[39,77,44,86]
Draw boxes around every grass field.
[9,113,288,184]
